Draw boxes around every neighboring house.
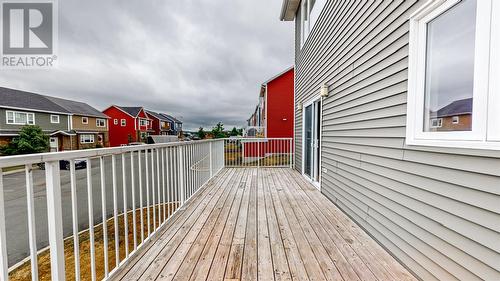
[158,113,183,137]
[0,87,109,152]
[244,67,294,160]
[429,98,472,131]
[45,96,110,149]
[145,110,172,135]
[246,67,294,138]
[103,105,152,147]
[280,1,500,280]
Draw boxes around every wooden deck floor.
[111,168,417,281]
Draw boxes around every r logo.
[2,2,53,54]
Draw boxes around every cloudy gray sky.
[0,0,294,131]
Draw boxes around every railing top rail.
[226,137,293,140]
[0,139,224,168]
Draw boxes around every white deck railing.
[224,138,293,168]
[0,137,292,281]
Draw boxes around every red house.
[246,67,294,138]
[103,105,152,147]
[244,67,294,158]
[145,110,172,135]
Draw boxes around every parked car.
[38,159,87,170]
[128,142,146,146]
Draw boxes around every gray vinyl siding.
[294,1,500,280]
[0,108,69,132]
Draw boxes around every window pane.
[423,0,476,132]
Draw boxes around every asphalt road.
[2,152,183,267]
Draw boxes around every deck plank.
[241,169,258,281]
[262,169,293,281]
[109,168,417,281]
[224,168,253,280]
[171,168,245,280]
[278,169,363,281]
[146,168,240,280]
[256,169,275,281]
[189,169,247,281]
[113,169,231,281]
[270,169,342,281]
[284,169,416,281]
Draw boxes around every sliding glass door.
[303,99,321,186]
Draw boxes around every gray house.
[280,0,500,280]
[0,87,110,151]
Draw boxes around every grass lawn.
[9,203,178,281]
[2,165,26,173]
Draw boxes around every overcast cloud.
[0,0,293,131]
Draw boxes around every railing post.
[209,142,213,177]
[257,139,260,169]
[0,171,9,281]
[178,145,185,205]
[289,139,293,169]
[45,161,66,281]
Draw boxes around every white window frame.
[6,111,35,125]
[299,0,326,48]
[96,118,106,127]
[82,117,88,124]
[121,119,126,127]
[50,114,60,124]
[406,0,500,150]
[139,118,147,127]
[80,134,95,144]
[114,119,118,125]
[452,116,460,124]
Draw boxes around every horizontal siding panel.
[403,150,500,177]
[327,173,490,280]
[325,81,407,112]
[322,126,406,138]
[333,46,409,93]
[324,136,405,149]
[297,0,409,91]
[329,70,408,105]
[323,142,405,161]
[325,148,500,214]
[360,154,500,196]
[297,1,380,84]
[332,58,408,99]
[298,1,418,98]
[324,102,407,125]
[323,152,500,251]
[294,0,500,279]
[323,179,446,281]
[329,166,500,274]
[322,115,406,131]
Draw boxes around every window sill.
[406,138,500,151]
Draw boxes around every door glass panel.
[304,105,312,177]
[423,0,476,132]
[313,101,321,181]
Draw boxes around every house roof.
[280,0,300,21]
[146,110,170,122]
[159,113,182,124]
[435,98,473,118]
[44,96,109,118]
[0,87,70,114]
[114,106,144,117]
[260,66,294,97]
